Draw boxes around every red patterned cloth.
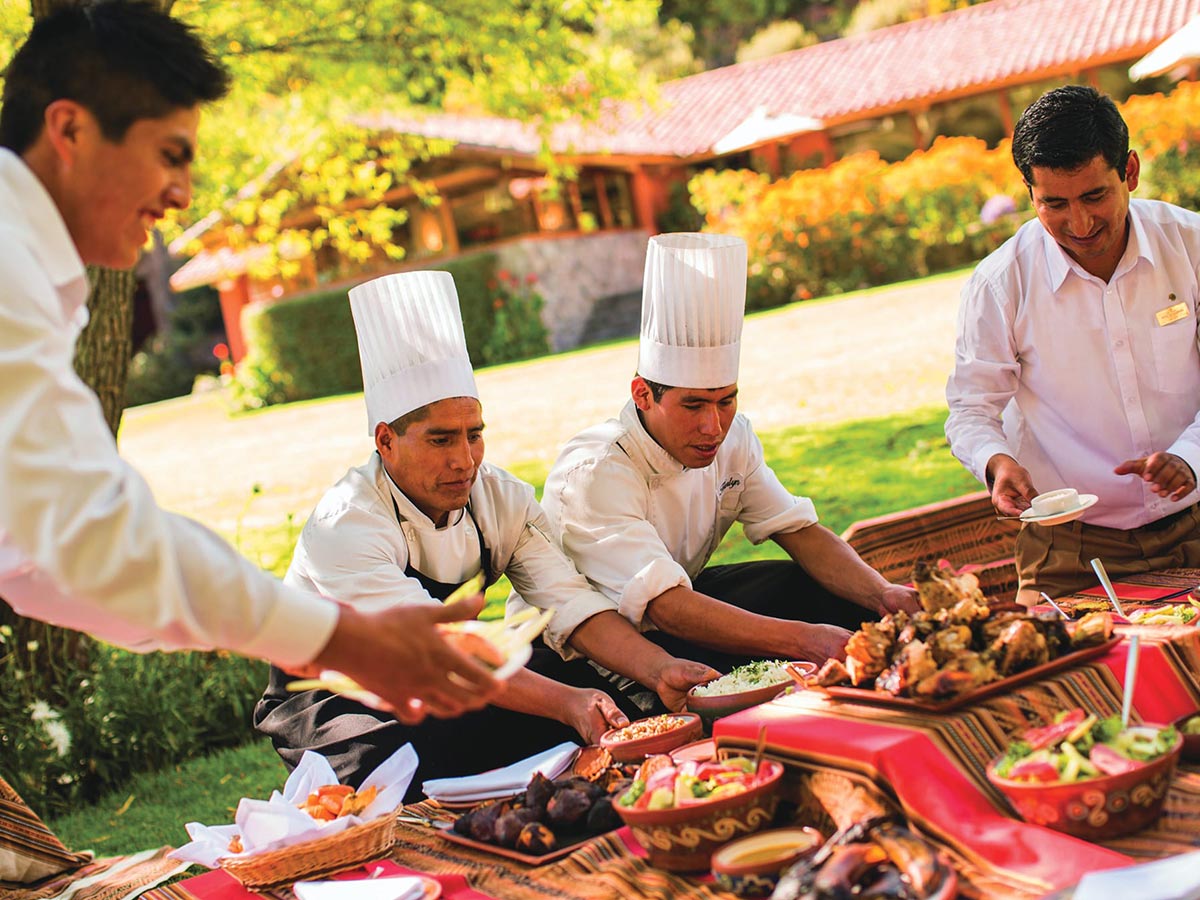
[715,627,1200,897]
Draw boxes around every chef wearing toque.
[255,271,716,799]
[511,233,918,674]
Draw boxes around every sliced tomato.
[1007,759,1062,783]
[1022,709,1087,749]
[1089,744,1145,776]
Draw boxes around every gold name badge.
[1156,302,1190,327]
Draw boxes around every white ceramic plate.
[1019,493,1098,526]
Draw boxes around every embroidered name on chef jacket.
[719,477,742,493]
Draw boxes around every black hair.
[0,1,230,153]
[1011,85,1129,185]
[387,404,433,437]
[639,376,674,403]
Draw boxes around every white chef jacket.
[946,199,1200,530]
[285,453,611,659]
[0,149,336,666]
[524,400,818,628]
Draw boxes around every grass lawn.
[46,403,978,856]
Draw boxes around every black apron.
[253,501,590,802]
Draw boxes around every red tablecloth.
[715,609,1200,898]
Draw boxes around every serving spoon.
[1090,558,1125,618]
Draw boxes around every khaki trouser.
[1016,504,1200,606]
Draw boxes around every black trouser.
[641,559,872,674]
[253,648,644,803]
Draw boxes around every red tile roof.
[360,0,1200,160]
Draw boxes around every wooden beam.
[593,171,614,229]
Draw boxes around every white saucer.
[1018,493,1099,526]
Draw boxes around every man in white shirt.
[0,3,500,724]
[520,233,919,673]
[946,85,1200,604]
[256,272,718,797]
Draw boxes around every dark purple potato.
[467,802,505,843]
[558,777,606,800]
[493,808,541,847]
[515,822,558,854]
[584,795,621,833]
[546,787,591,829]
[524,772,555,812]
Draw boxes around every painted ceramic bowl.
[599,713,703,764]
[686,662,816,731]
[710,827,824,897]
[614,759,784,871]
[986,729,1182,841]
[1175,713,1200,762]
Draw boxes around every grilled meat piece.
[875,639,938,697]
[927,624,973,665]
[987,620,1049,675]
[912,651,996,698]
[845,620,897,686]
[1069,611,1114,648]
[911,560,984,613]
[816,657,852,687]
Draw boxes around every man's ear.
[374,421,393,456]
[631,376,653,412]
[41,99,90,166]
[1124,149,1140,192]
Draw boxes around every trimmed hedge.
[234,251,502,409]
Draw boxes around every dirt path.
[119,271,969,531]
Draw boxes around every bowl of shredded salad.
[986,708,1181,840]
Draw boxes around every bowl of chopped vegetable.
[599,713,703,764]
[614,755,785,871]
[1175,712,1200,761]
[686,660,813,730]
[986,709,1182,840]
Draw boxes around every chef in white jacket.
[255,271,717,798]
[514,233,918,673]
[0,2,498,726]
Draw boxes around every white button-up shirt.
[287,454,612,658]
[0,150,336,665]
[526,400,817,628]
[946,199,1200,529]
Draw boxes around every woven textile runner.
[1059,568,1200,613]
[717,639,1200,897]
[0,774,91,884]
[148,828,738,900]
[146,860,494,900]
[0,847,190,900]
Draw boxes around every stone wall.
[493,229,649,352]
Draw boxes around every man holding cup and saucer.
[946,85,1200,606]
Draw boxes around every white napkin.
[1073,850,1200,900]
[293,875,426,900]
[421,741,579,803]
[170,744,418,868]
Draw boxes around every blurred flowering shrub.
[478,269,550,367]
[0,621,265,815]
[688,82,1200,310]
[691,136,1025,309]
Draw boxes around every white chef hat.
[637,232,747,389]
[349,270,478,434]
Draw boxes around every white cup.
[1031,488,1079,517]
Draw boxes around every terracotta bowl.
[599,713,703,764]
[1175,713,1200,762]
[614,759,785,871]
[686,662,816,731]
[710,826,823,897]
[986,729,1182,841]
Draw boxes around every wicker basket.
[218,810,397,890]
